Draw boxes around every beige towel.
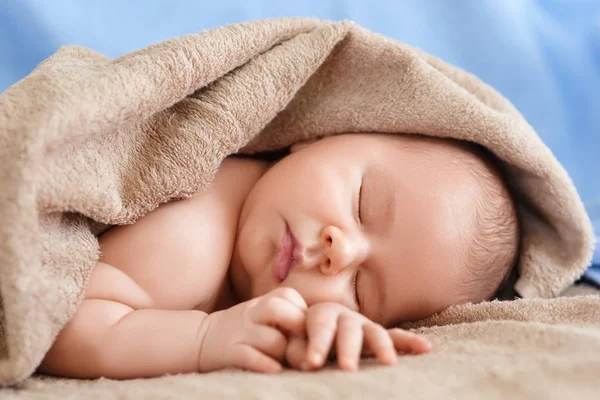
[4,294,600,399]
[0,17,594,386]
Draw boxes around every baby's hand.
[197,288,307,373]
[285,302,431,371]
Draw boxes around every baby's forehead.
[322,133,494,203]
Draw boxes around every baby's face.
[230,133,478,325]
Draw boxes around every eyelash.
[357,177,364,224]
[352,269,360,309]
[352,178,364,310]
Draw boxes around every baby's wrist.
[195,310,223,372]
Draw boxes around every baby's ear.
[290,138,319,153]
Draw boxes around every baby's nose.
[319,225,366,275]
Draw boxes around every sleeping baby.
[39,132,519,379]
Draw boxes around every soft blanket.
[0,17,595,394]
[4,293,600,399]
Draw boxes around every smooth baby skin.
[40,133,498,378]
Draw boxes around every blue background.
[1,0,598,268]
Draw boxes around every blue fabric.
[1,0,598,267]
[584,263,600,287]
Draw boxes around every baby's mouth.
[273,224,303,282]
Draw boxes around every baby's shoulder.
[92,157,266,310]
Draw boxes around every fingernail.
[342,358,357,371]
[310,351,323,365]
[417,339,432,352]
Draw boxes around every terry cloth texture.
[3,295,600,399]
[0,17,595,387]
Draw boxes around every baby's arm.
[39,285,308,378]
[39,287,208,379]
[40,157,271,379]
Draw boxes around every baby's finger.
[250,325,288,362]
[251,296,306,337]
[363,323,397,365]
[285,336,310,371]
[269,287,308,311]
[306,313,338,369]
[335,315,363,371]
[388,328,432,354]
[234,344,282,374]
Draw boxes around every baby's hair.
[457,142,520,303]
